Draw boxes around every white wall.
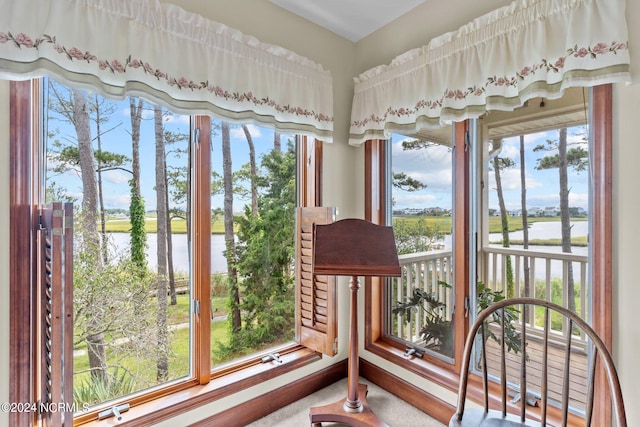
[613,83,640,427]
[612,1,640,426]
[612,0,640,422]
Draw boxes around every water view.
[488,220,589,282]
[492,220,588,243]
[409,220,589,282]
[107,232,228,273]
[106,220,588,279]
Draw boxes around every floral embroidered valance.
[0,0,334,142]
[349,0,631,146]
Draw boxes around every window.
[365,86,614,425]
[42,80,194,407]
[364,121,470,383]
[478,88,595,418]
[208,120,300,365]
[383,124,456,362]
[9,79,330,425]
[479,90,592,315]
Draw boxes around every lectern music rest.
[309,219,401,427]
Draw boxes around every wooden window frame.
[9,80,329,426]
[364,85,614,426]
[364,125,469,391]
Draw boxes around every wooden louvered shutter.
[296,207,337,356]
[38,202,74,427]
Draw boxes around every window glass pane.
[385,126,455,360]
[209,123,297,366]
[479,88,591,414]
[481,93,589,312]
[43,79,192,407]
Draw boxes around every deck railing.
[389,250,453,344]
[389,246,589,348]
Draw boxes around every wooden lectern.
[310,219,401,427]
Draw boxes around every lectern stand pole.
[309,275,387,427]
[309,219,400,427]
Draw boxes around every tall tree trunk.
[129,97,147,270]
[73,89,107,382]
[130,97,144,195]
[165,155,177,305]
[273,131,281,152]
[493,153,514,297]
[520,135,530,298]
[222,122,241,333]
[558,128,576,312]
[242,125,258,218]
[94,94,108,264]
[154,105,169,381]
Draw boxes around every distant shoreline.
[490,238,588,247]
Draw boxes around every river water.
[487,221,589,282]
[106,221,589,278]
[433,221,589,281]
[488,220,589,256]
[492,220,589,243]
[107,233,228,274]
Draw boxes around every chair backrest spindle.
[480,325,489,412]
[500,308,507,416]
[541,307,550,425]
[520,303,527,423]
[561,318,573,427]
[585,344,597,427]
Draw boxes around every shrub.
[73,367,136,406]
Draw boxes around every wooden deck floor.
[483,333,589,412]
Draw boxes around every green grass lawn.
[393,215,588,241]
[72,288,267,401]
[507,236,589,247]
[73,310,229,396]
[104,216,232,234]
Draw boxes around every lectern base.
[309,384,388,427]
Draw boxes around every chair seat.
[449,409,543,427]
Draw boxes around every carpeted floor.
[246,378,446,427]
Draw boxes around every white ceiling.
[268,0,427,42]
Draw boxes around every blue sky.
[390,133,453,210]
[488,128,589,212]
[391,125,590,211]
[45,90,284,212]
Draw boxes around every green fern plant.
[73,367,136,407]
[393,281,524,357]
[476,282,524,355]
